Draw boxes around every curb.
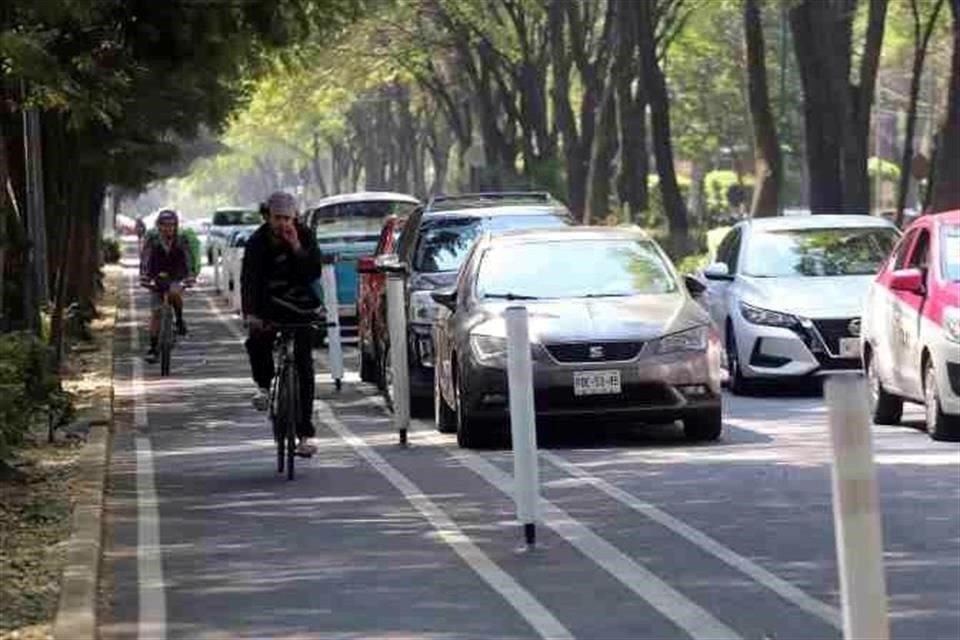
[52,267,120,640]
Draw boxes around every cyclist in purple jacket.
[141,210,191,362]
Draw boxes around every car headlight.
[944,307,960,343]
[470,334,507,366]
[409,290,441,323]
[651,326,708,354]
[739,301,799,328]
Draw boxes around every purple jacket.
[145,239,189,282]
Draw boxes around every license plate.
[573,370,622,396]
[839,337,861,358]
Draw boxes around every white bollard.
[505,306,540,547]
[321,263,344,390]
[386,271,410,445]
[824,375,890,640]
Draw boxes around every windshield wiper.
[483,292,540,300]
[581,292,632,298]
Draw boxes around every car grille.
[812,318,856,354]
[535,383,676,410]
[544,341,644,363]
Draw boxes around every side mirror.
[357,256,377,274]
[889,268,925,295]
[375,253,407,274]
[431,288,457,311]
[703,262,732,281]
[684,275,707,298]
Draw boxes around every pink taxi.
[861,210,960,440]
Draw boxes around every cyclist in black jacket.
[241,191,326,457]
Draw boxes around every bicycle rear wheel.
[283,365,299,480]
[159,306,174,377]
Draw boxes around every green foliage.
[102,238,121,264]
[868,156,901,183]
[704,170,754,218]
[0,333,72,462]
[646,174,692,229]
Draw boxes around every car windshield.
[476,239,678,299]
[413,214,570,273]
[943,223,960,281]
[314,201,418,237]
[742,227,898,277]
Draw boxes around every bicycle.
[142,274,193,377]
[267,319,322,480]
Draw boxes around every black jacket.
[241,222,325,321]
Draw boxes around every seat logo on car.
[848,318,861,337]
[589,345,605,359]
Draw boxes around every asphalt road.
[100,257,960,640]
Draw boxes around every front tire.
[683,409,723,441]
[725,324,751,395]
[925,360,960,441]
[435,362,457,433]
[867,351,903,425]
[359,334,377,383]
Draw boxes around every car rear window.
[413,213,571,273]
[477,239,678,299]
[213,209,260,225]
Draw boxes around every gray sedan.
[431,227,723,448]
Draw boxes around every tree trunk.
[791,0,887,214]
[744,0,782,218]
[585,76,618,225]
[638,0,690,251]
[311,131,328,197]
[928,0,959,213]
[615,0,649,223]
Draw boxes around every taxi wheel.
[867,352,903,425]
[925,361,960,441]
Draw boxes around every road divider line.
[538,450,842,629]
[210,288,572,639]
[315,401,573,640]
[411,428,742,640]
[129,269,167,640]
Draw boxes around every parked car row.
[699,210,958,440]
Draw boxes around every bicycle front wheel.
[283,365,299,480]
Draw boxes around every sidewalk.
[49,266,121,640]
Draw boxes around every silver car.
[701,215,900,393]
[431,227,723,448]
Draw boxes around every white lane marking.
[212,292,572,639]
[539,450,842,629]
[129,268,167,640]
[315,401,574,640]
[414,429,742,640]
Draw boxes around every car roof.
[426,191,555,212]
[740,214,897,232]
[421,203,570,220]
[482,225,652,246]
[215,205,257,213]
[308,191,420,209]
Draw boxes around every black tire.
[725,324,751,395]
[284,366,299,480]
[207,248,214,265]
[159,344,171,377]
[455,370,489,448]
[866,350,903,425]
[359,334,377,383]
[925,361,960,441]
[435,363,457,433]
[683,409,723,441]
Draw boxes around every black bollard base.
[524,523,536,547]
[399,428,408,447]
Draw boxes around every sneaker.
[145,349,158,364]
[295,440,317,458]
[251,388,269,411]
[177,320,188,336]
